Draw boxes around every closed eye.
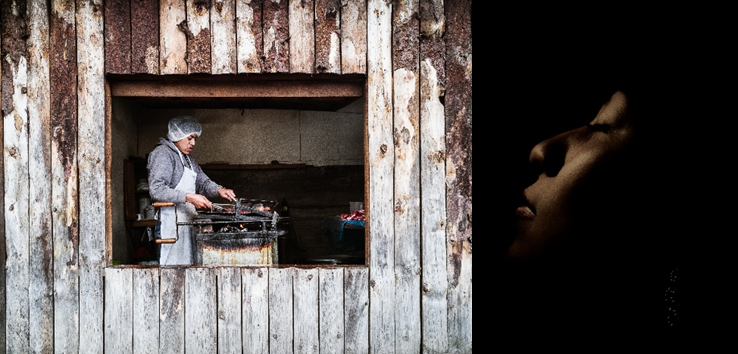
[586,123,610,133]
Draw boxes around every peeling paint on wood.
[104,0,131,74]
[263,0,290,73]
[76,1,106,352]
[367,0,395,353]
[131,0,160,74]
[160,0,187,74]
[340,0,366,74]
[243,268,269,354]
[2,0,31,351]
[27,0,54,351]
[185,0,213,73]
[160,268,186,353]
[444,0,472,352]
[344,267,369,353]
[236,0,264,73]
[419,1,449,352]
[392,1,421,352]
[50,1,80,352]
[211,0,237,74]
[315,0,341,73]
[289,0,315,73]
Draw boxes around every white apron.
[158,153,198,265]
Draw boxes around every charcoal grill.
[153,198,286,265]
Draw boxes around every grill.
[154,198,286,265]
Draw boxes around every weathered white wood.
[0,24,4,354]
[242,268,269,354]
[185,267,217,354]
[159,268,186,354]
[27,0,54,352]
[3,4,31,351]
[367,0,395,353]
[159,0,187,74]
[344,267,369,354]
[294,268,319,354]
[104,268,134,354]
[319,268,344,354]
[76,1,107,353]
[289,0,315,73]
[218,267,243,354]
[269,268,294,354]
[51,2,80,353]
[340,0,366,74]
[132,268,160,354]
[211,0,237,74]
[236,0,262,73]
[392,1,421,352]
[419,1,449,352]
[185,0,212,73]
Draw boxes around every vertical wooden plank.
[236,0,263,73]
[104,268,134,354]
[2,1,30,352]
[262,0,289,73]
[242,268,269,354]
[294,268,318,354]
[105,81,113,264]
[0,17,5,354]
[185,267,217,354]
[315,0,340,73]
[77,0,107,351]
[131,0,160,74]
[133,268,160,354]
[319,268,344,354]
[339,0,365,74]
[51,1,80,353]
[366,0,395,353]
[344,267,368,354]
[268,267,294,354]
[288,0,314,73]
[218,267,243,354]
[185,0,212,74]
[160,268,186,354]
[27,0,54,352]
[104,0,131,74]
[392,0,421,352]
[419,1,448,353]
[160,0,187,74]
[444,0,472,353]
[211,0,237,74]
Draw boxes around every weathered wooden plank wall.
[1,1,472,353]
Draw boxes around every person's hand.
[218,188,237,202]
[186,193,212,209]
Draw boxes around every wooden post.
[50,1,80,352]
[444,0,473,352]
[27,0,54,351]
[420,0,449,352]
[392,0,421,352]
[2,1,31,351]
[77,0,106,352]
[367,0,395,353]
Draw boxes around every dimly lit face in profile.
[174,133,198,155]
[507,91,640,262]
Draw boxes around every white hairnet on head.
[167,115,202,142]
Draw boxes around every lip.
[514,193,536,219]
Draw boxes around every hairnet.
[167,115,202,142]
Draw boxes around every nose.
[529,132,568,177]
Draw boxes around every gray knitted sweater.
[147,138,223,203]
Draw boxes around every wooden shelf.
[132,219,157,227]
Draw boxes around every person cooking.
[147,115,237,265]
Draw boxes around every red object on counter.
[340,209,365,221]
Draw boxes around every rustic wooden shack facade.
[1,0,471,353]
